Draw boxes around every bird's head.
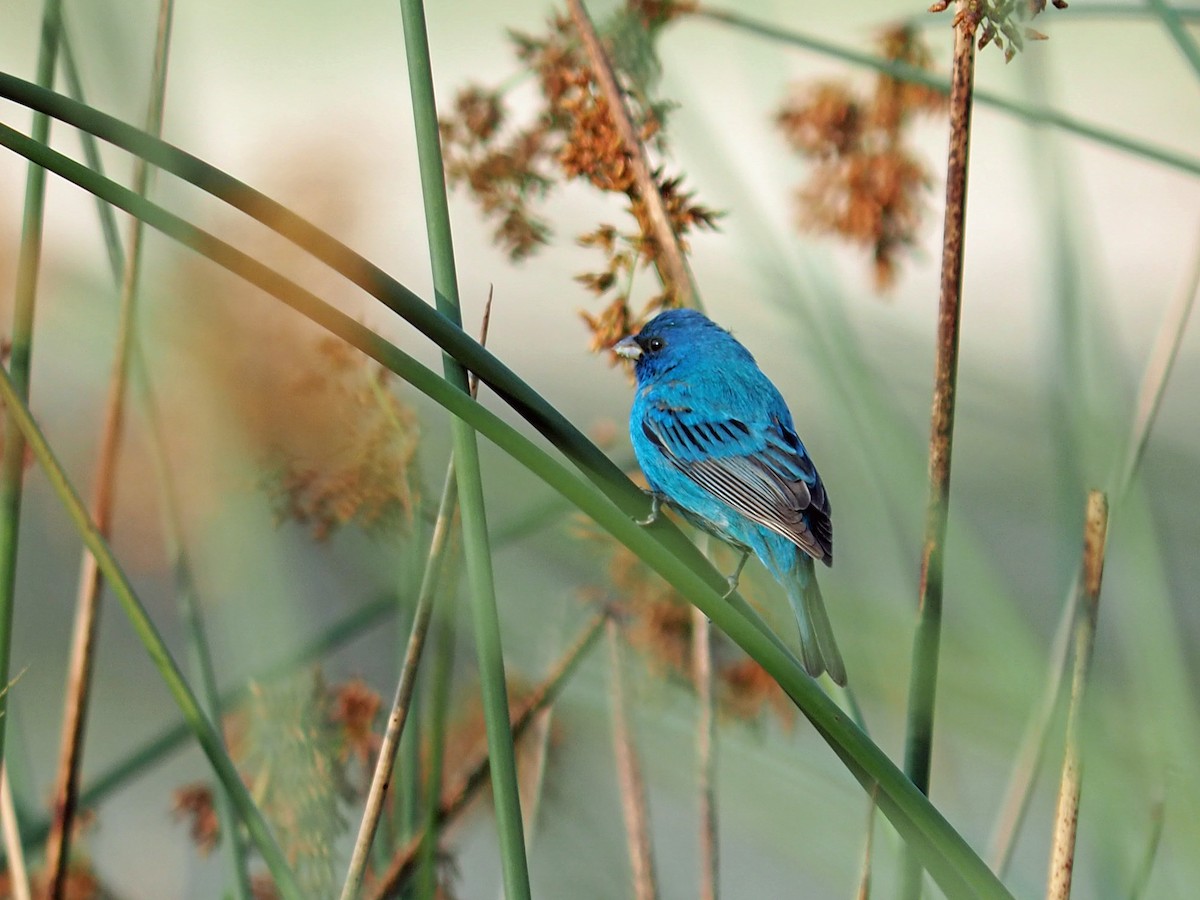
[613,309,733,379]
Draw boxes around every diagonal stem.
[42,4,179,891]
[566,0,697,308]
[367,610,609,900]
[1045,492,1108,900]
[339,302,492,899]
[899,5,976,898]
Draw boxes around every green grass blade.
[399,2,531,895]
[689,6,1200,178]
[0,0,63,780]
[13,593,395,855]
[0,368,301,897]
[1146,0,1200,81]
[0,120,1013,898]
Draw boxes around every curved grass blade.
[0,119,1013,899]
[0,363,301,898]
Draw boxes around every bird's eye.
[645,336,665,352]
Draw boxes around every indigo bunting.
[614,309,846,684]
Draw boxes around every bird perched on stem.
[614,309,846,684]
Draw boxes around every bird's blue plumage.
[615,309,846,684]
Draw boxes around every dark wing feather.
[641,403,832,564]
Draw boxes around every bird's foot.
[635,491,663,527]
[720,550,751,599]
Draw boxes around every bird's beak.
[613,335,642,360]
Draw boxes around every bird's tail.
[784,557,847,686]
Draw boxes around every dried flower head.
[577,513,694,678]
[172,783,220,856]
[777,26,946,290]
[261,335,421,541]
[329,676,383,776]
[718,657,798,729]
[441,6,719,348]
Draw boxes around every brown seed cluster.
[776,27,946,290]
[439,7,720,351]
[172,784,220,856]
[579,516,806,728]
[330,676,384,775]
[261,335,421,541]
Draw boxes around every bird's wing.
[641,401,832,564]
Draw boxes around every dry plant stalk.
[43,2,173,888]
[367,611,608,900]
[691,607,717,900]
[899,4,978,895]
[607,618,660,900]
[0,765,31,900]
[988,225,1200,873]
[566,0,695,309]
[1046,491,1108,900]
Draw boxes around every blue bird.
[614,309,846,684]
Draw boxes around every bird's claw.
[720,550,750,599]
[635,492,662,527]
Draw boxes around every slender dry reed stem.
[566,0,696,307]
[855,785,880,900]
[339,300,492,900]
[607,619,660,900]
[691,607,718,900]
[899,7,976,897]
[42,4,174,890]
[367,611,608,900]
[1046,491,1108,900]
[0,765,31,900]
[988,228,1200,872]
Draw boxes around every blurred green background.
[0,0,1198,897]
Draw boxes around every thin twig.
[366,610,608,900]
[566,0,697,308]
[339,295,494,900]
[0,765,31,900]
[57,47,253,900]
[899,5,977,897]
[607,619,659,900]
[43,4,176,891]
[692,606,717,900]
[987,228,1200,872]
[1046,491,1108,900]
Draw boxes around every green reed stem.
[0,0,62,782]
[398,2,531,896]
